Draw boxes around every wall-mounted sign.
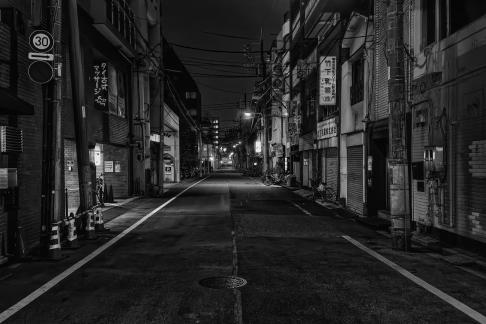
[104,161,113,173]
[94,150,102,166]
[0,168,17,188]
[319,56,336,106]
[255,140,262,153]
[317,117,337,140]
[66,160,74,172]
[93,62,108,110]
[29,30,53,52]
[469,140,486,178]
[114,161,121,173]
[165,166,172,174]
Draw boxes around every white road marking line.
[0,176,210,323]
[342,235,486,324]
[292,202,313,216]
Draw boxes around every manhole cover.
[199,276,247,289]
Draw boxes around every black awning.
[0,87,35,115]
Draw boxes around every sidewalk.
[0,178,205,309]
[280,183,486,280]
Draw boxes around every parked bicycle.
[262,170,286,186]
[310,178,336,202]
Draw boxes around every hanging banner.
[319,56,336,106]
[93,62,108,110]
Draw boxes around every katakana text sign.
[93,62,108,110]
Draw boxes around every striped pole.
[48,222,62,260]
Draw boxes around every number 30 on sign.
[29,30,54,52]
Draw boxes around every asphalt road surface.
[2,171,486,323]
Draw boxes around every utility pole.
[159,0,164,194]
[260,29,268,173]
[67,0,94,235]
[387,0,410,250]
[49,0,63,258]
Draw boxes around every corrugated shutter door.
[109,115,129,145]
[325,147,338,192]
[412,124,428,223]
[347,146,363,215]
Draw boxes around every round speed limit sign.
[29,30,54,52]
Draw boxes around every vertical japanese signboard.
[319,56,336,106]
[93,62,108,110]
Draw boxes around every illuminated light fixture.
[255,140,262,153]
[244,112,253,118]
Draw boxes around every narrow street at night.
[1,0,486,323]
[1,171,485,323]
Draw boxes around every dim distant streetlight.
[243,112,262,118]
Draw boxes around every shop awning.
[0,88,35,115]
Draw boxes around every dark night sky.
[162,0,288,131]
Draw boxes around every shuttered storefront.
[453,97,486,243]
[411,118,428,224]
[293,161,301,185]
[347,146,363,215]
[322,147,338,193]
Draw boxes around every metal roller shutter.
[325,147,338,192]
[412,123,428,223]
[347,146,363,215]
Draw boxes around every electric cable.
[169,42,261,54]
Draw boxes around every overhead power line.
[192,73,258,78]
[202,31,258,41]
[170,42,260,54]
[180,55,248,65]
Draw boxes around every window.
[450,0,486,34]
[423,0,436,46]
[422,0,486,46]
[439,0,448,40]
[185,91,197,99]
[107,64,126,118]
[351,57,364,105]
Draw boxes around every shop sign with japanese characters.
[319,56,336,106]
[317,117,337,140]
[93,62,108,110]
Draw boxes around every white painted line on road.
[292,202,313,216]
[342,235,486,324]
[0,176,210,323]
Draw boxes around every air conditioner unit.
[0,126,23,153]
